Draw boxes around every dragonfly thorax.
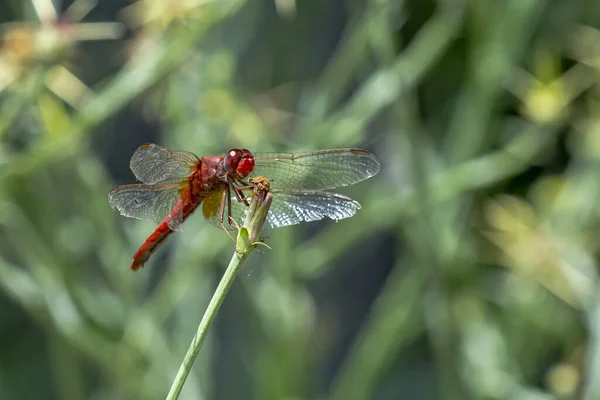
[189,156,228,196]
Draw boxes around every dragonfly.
[108,143,380,271]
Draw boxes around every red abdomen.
[130,199,201,271]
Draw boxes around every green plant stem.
[165,249,252,400]
[0,68,46,139]
[297,123,558,279]
[304,0,399,119]
[166,188,272,400]
[0,0,246,181]
[445,0,546,162]
[582,295,600,400]
[328,264,425,400]
[306,8,463,147]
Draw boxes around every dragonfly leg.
[226,185,240,229]
[235,183,257,205]
[236,176,270,205]
[218,187,237,243]
[228,177,252,206]
[237,191,251,206]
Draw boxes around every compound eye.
[224,149,242,173]
[236,149,255,178]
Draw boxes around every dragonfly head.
[224,148,255,178]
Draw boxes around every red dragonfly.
[108,144,380,270]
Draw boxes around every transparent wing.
[108,179,187,231]
[265,189,361,228]
[251,148,380,191]
[130,143,199,185]
[208,189,361,230]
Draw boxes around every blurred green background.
[1,0,600,399]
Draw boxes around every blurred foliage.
[1,0,600,399]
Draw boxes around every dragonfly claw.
[227,215,240,230]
